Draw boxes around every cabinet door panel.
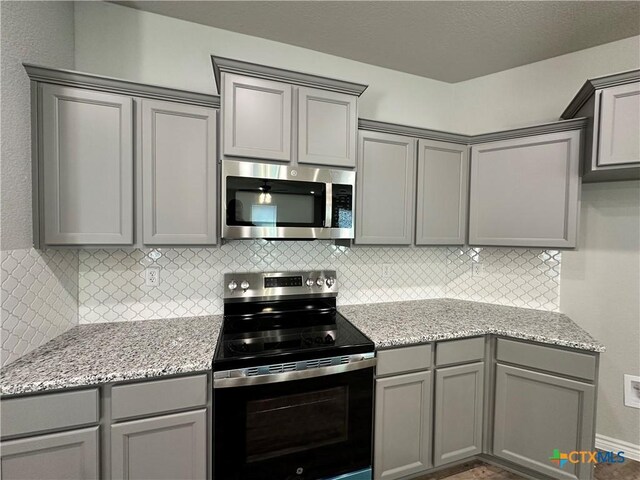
[42,84,133,245]
[469,130,580,248]
[434,363,484,466]
[357,131,416,244]
[142,100,217,245]
[1,427,99,480]
[374,371,431,480]
[111,409,207,480]
[223,73,291,161]
[416,140,468,245]
[493,364,595,480]
[597,82,640,167]
[298,87,357,167]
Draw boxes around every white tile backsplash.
[1,248,78,367]
[78,241,561,323]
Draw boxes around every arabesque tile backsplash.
[78,241,561,323]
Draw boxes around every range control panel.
[223,270,337,301]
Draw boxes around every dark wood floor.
[414,458,640,479]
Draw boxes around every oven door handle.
[213,357,376,389]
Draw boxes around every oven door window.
[226,177,326,228]
[246,387,348,463]
[214,368,373,480]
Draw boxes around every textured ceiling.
[113,1,640,83]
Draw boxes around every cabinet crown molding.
[24,64,220,108]
[211,55,368,96]
[359,117,588,146]
[561,68,640,119]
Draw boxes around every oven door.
[214,365,374,480]
[222,160,355,240]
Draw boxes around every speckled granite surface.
[0,315,222,396]
[339,298,605,352]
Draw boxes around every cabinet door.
[416,139,469,245]
[493,364,595,480]
[374,371,431,480]
[1,427,99,480]
[469,130,580,248]
[433,362,484,466]
[41,84,133,245]
[222,73,292,161]
[142,100,217,245]
[597,82,640,167]
[356,131,416,244]
[297,87,357,167]
[111,409,207,480]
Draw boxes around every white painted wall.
[453,36,640,134]
[73,1,457,131]
[0,1,78,367]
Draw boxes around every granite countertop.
[0,315,222,396]
[339,298,605,352]
[1,299,604,397]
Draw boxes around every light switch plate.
[624,374,640,408]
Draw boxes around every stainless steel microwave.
[222,160,355,240]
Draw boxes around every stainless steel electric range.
[213,271,375,480]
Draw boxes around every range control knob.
[326,277,336,287]
[240,280,250,291]
[228,280,238,291]
[316,277,325,287]
[305,278,314,287]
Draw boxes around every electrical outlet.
[624,374,640,408]
[145,267,160,287]
[382,264,393,278]
[472,263,485,277]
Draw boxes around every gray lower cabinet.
[297,87,357,167]
[493,364,595,480]
[1,426,99,480]
[416,139,469,245]
[111,409,207,480]
[469,130,581,248]
[142,99,217,245]
[374,371,432,480]
[40,84,134,246]
[433,362,484,466]
[356,131,417,245]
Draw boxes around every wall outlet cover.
[624,374,640,409]
[472,263,485,277]
[145,267,160,287]
[382,264,393,278]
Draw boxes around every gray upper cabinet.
[40,84,134,245]
[222,73,292,162]
[493,364,595,480]
[297,87,357,167]
[1,427,99,480]
[142,99,217,245]
[597,82,639,168]
[433,362,484,466]
[374,370,432,480]
[111,409,207,480]
[469,129,581,248]
[356,131,416,244]
[213,56,367,168]
[416,139,469,245]
[561,70,640,182]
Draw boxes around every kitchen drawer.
[496,338,597,381]
[111,374,207,421]
[1,389,99,439]
[376,344,432,376]
[436,337,485,367]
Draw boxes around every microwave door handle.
[213,357,376,389]
[324,183,333,228]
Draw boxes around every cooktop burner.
[213,271,374,371]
